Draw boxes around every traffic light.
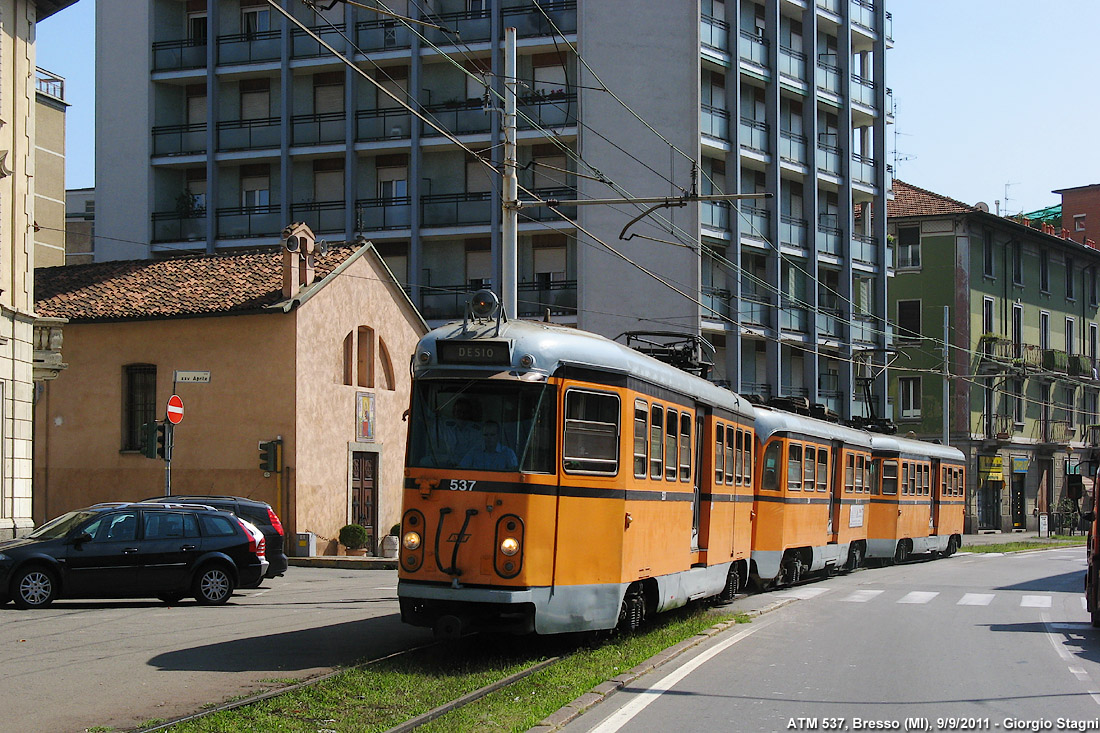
[155,423,168,459]
[259,440,280,472]
[141,421,159,459]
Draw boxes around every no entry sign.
[166,394,184,425]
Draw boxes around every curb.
[288,556,398,570]
[527,596,798,732]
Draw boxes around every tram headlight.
[519,353,535,369]
[403,531,422,551]
[500,537,520,556]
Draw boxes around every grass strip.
[961,536,1086,553]
[159,604,735,733]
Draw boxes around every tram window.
[925,465,931,495]
[910,464,918,495]
[787,443,803,491]
[863,456,871,493]
[867,457,878,495]
[679,413,692,482]
[650,405,664,479]
[726,429,736,485]
[855,455,864,493]
[762,441,781,490]
[743,431,752,485]
[562,389,620,475]
[715,423,725,484]
[660,407,677,482]
[633,399,648,479]
[817,449,828,492]
[882,460,898,495]
[845,454,854,493]
[803,446,816,491]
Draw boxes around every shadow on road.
[983,621,1100,665]
[994,570,1082,593]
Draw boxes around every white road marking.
[1021,595,1052,608]
[898,591,938,604]
[841,590,884,603]
[588,617,776,733]
[957,593,995,606]
[1070,667,1091,681]
[773,587,830,600]
[1042,612,1100,708]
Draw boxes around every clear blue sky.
[36,0,1100,217]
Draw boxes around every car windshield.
[407,379,556,473]
[26,510,97,540]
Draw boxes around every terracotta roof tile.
[888,179,977,218]
[35,245,360,321]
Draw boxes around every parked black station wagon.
[0,502,268,608]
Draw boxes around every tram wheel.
[617,584,646,633]
[782,556,802,586]
[717,565,740,603]
[847,544,863,572]
[894,540,910,564]
[943,536,958,557]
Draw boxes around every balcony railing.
[739,117,767,152]
[852,154,876,186]
[1037,418,1074,444]
[518,279,577,317]
[780,215,808,248]
[1042,348,1069,374]
[702,105,730,141]
[1069,354,1094,378]
[152,122,207,156]
[152,38,207,72]
[36,68,64,100]
[355,18,413,52]
[817,142,840,175]
[519,187,578,221]
[740,205,769,240]
[215,204,282,239]
[151,210,206,243]
[851,0,876,35]
[217,117,281,151]
[816,58,841,95]
[985,413,1014,440]
[423,99,492,136]
[291,111,346,146]
[701,200,729,230]
[421,191,493,227]
[851,314,876,343]
[852,233,878,265]
[291,23,346,59]
[421,284,482,321]
[780,298,809,332]
[739,294,771,327]
[817,307,843,339]
[738,29,768,66]
[702,287,732,319]
[816,0,841,13]
[519,92,577,129]
[742,381,772,401]
[779,46,806,80]
[355,196,412,231]
[701,15,729,53]
[817,214,840,255]
[217,30,281,65]
[290,200,346,234]
[356,107,412,142]
[779,131,806,164]
[851,74,876,108]
[505,1,577,39]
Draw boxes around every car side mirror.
[1083,512,1096,523]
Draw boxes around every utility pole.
[942,306,950,446]
[501,26,518,319]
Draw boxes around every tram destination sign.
[437,339,511,366]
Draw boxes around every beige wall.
[34,313,297,522]
[293,252,425,553]
[34,94,65,268]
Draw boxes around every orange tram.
[397,296,966,637]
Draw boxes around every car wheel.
[156,593,184,605]
[193,564,234,605]
[12,566,58,609]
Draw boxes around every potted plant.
[339,524,371,556]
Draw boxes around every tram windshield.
[407,380,556,473]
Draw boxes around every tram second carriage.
[397,308,755,636]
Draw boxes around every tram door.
[691,409,704,550]
[828,443,843,539]
[930,459,941,534]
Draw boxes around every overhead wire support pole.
[502,27,518,319]
[943,305,950,446]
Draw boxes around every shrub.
[339,523,371,550]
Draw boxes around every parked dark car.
[143,495,288,583]
[0,502,268,608]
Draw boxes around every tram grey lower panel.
[866,538,898,559]
[654,563,731,612]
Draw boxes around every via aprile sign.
[174,370,210,383]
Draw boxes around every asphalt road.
[562,547,1100,733]
[0,567,428,733]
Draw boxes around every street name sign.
[174,370,210,383]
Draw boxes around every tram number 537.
[448,479,478,491]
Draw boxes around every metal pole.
[501,27,518,319]
[943,306,950,446]
[164,422,173,497]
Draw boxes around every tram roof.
[416,318,752,417]
[870,434,965,462]
[752,405,874,447]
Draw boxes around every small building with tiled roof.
[33,233,428,556]
[886,180,1100,534]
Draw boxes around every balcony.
[291,23,346,59]
[520,187,578,222]
[152,122,207,157]
[215,204,282,239]
[851,314,876,343]
[505,1,577,39]
[355,196,411,231]
[702,287,732,319]
[217,117,281,151]
[422,191,493,227]
[851,0,876,35]
[779,47,806,81]
[739,294,771,327]
[738,117,766,152]
[1042,348,1069,374]
[1036,418,1074,445]
[817,307,843,339]
[421,284,480,321]
[355,18,413,52]
[702,105,730,141]
[701,15,729,53]
[738,30,768,67]
[152,210,206,243]
[780,300,809,333]
[779,131,807,165]
[217,30,281,65]
[422,99,492,136]
[740,206,769,240]
[816,58,841,96]
[851,75,876,108]
[742,381,772,401]
[816,0,841,13]
[152,38,207,72]
[852,233,878,265]
[852,154,877,186]
[356,108,412,142]
[291,111,346,146]
[290,200,345,234]
[985,413,1015,441]
[517,279,577,318]
[816,141,840,175]
[780,215,808,248]
[817,214,840,256]
[702,200,730,231]
[519,92,577,129]
[1069,354,1094,378]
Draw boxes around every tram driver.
[459,421,518,471]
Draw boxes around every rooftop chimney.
[280,222,316,298]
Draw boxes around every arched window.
[378,337,395,391]
[357,326,375,388]
[342,332,354,386]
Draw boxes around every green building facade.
[888,181,1100,532]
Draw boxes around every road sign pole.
[164,422,174,496]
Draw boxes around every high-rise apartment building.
[95,0,892,420]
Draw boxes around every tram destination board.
[437,339,511,366]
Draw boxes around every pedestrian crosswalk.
[771,586,1080,608]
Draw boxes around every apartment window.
[185,168,206,212]
[983,228,994,278]
[1012,378,1024,424]
[1012,304,1023,352]
[1091,268,1098,307]
[466,244,491,290]
[1062,385,1076,426]
[982,297,994,335]
[1067,317,1076,355]
[1040,249,1050,292]
[897,299,921,340]
[313,71,344,114]
[376,66,409,109]
[240,166,270,209]
[377,166,407,201]
[533,55,568,94]
[239,78,270,120]
[313,159,344,203]
[242,6,271,36]
[1040,312,1050,351]
[531,145,569,191]
[187,11,207,43]
[123,364,156,451]
[1087,390,1099,426]
[897,226,920,268]
[1067,256,1076,300]
[466,150,494,194]
[1012,240,1022,285]
[899,376,920,419]
[1076,214,1087,232]
[186,84,206,126]
[1091,323,1098,361]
